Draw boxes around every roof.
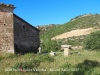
[0,2,15,9]
[13,14,40,32]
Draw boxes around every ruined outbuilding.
[0,3,40,54]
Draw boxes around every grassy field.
[0,49,100,75]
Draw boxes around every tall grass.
[0,49,100,75]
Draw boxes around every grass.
[0,49,100,75]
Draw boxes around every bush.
[39,54,54,62]
[0,54,16,60]
[84,31,100,50]
[23,53,34,59]
[6,54,17,59]
[0,56,3,61]
[12,59,40,70]
[40,39,59,52]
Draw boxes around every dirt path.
[51,28,94,40]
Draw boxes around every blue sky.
[1,0,100,26]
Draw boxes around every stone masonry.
[14,14,40,54]
[0,3,15,53]
[0,3,40,54]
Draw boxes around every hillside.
[37,13,100,52]
[51,28,94,40]
[36,24,57,34]
[1,14,100,75]
[39,13,100,40]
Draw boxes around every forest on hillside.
[37,13,100,52]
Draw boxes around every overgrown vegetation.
[1,13,100,75]
[84,30,100,50]
[40,39,59,52]
[40,14,100,40]
[61,35,86,46]
[12,59,40,70]
[38,54,54,62]
[39,14,100,52]
[0,50,100,75]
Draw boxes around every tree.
[84,30,100,50]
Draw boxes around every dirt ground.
[51,28,94,40]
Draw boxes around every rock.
[50,51,56,56]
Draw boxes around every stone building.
[0,3,40,54]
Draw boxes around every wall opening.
[4,23,6,26]
[23,26,25,28]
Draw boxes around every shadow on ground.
[73,59,100,75]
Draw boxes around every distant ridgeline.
[36,24,57,34]
[39,13,100,40]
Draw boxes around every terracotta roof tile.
[0,3,16,8]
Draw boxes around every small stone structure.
[38,47,42,53]
[61,45,72,56]
[0,3,40,54]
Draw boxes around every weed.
[39,54,54,62]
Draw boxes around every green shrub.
[40,39,59,52]
[67,39,76,46]
[6,54,17,58]
[23,53,34,59]
[39,54,54,62]
[12,59,40,69]
[83,30,100,50]
[0,56,3,61]
[0,54,17,60]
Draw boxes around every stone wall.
[0,6,14,53]
[14,14,40,54]
[0,3,40,54]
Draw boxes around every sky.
[1,0,100,26]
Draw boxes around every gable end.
[13,14,40,32]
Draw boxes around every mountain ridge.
[39,13,100,40]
